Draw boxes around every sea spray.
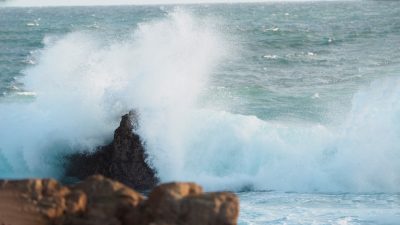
[142,77,400,192]
[0,9,228,178]
[0,8,399,193]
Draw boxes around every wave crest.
[0,9,399,193]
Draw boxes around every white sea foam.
[0,9,398,193]
[263,54,278,59]
[238,191,400,225]
[16,91,37,96]
[0,9,227,178]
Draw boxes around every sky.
[0,0,342,7]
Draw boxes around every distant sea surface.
[1,1,400,224]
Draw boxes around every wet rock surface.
[64,111,157,190]
[0,175,239,225]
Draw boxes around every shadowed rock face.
[136,182,239,225]
[65,111,158,190]
[0,178,87,225]
[0,175,239,225]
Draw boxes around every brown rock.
[136,182,239,225]
[62,175,145,225]
[0,178,80,225]
[0,175,239,225]
[140,182,203,224]
[180,192,239,225]
[73,175,144,214]
[65,190,87,214]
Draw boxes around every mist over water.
[142,77,400,193]
[1,3,400,224]
[0,3,399,195]
[0,9,227,178]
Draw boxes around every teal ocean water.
[1,1,400,224]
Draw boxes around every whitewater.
[0,2,399,224]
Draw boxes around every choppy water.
[1,1,400,224]
[239,191,400,225]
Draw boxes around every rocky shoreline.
[0,175,239,225]
[0,112,239,225]
[0,113,239,225]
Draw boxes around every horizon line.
[0,0,361,8]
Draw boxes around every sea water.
[0,1,399,224]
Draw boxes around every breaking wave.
[0,9,399,193]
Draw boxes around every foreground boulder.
[0,178,86,225]
[0,175,239,225]
[65,111,158,190]
[136,182,239,225]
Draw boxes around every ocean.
[0,1,400,224]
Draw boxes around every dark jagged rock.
[64,111,158,190]
[0,175,239,225]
